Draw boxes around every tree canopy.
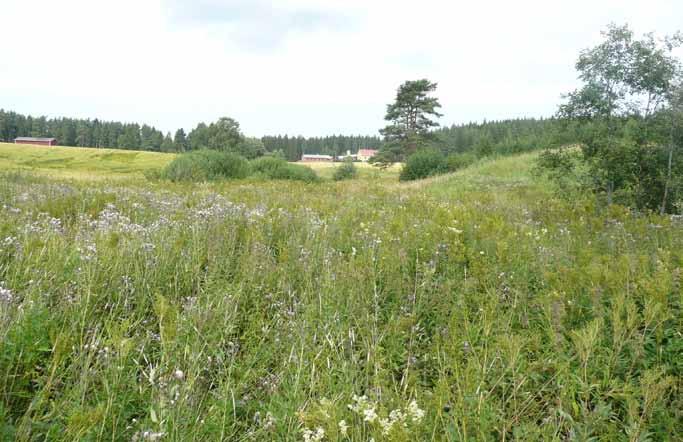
[544,23,683,212]
[374,79,443,166]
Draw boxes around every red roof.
[358,149,378,156]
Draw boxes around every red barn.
[357,148,378,162]
[14,137,58,147]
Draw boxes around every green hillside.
[0,150,681,440]
[0,143,174,179]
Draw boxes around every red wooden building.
[14,137,58,147]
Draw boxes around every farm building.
[14,137,58,147]
[357,149,378,162]
[301,154,334,162]
[337,150,357,161]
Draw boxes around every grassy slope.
[0,151,681,440]
[0,142,174,179]
[0,143,394,181]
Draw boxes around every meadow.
[0,145,681,441]
[0,143,174,180]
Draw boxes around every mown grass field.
[299,161,402,180]
[0,143,175,180]
[0,146,681,441]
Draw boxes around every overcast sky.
[1,0,682,137]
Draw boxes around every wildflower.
[407,400,425,423]
[133,430,165,441]
[338,420,348,436]
[0,285,13,303]
[379,408,408,435]
[302,427,325,442]
[263,412,276,430]
[173,369,185,381]
[348,395,371,413]
[363,407,378,423]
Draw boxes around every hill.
[0,150,681,440]
[0,142,174,180]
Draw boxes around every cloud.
[164,0,353,51]
[1,0,683,137]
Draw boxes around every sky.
[1,0,682,137]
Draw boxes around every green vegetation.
[399,148,447,181]
[445,152,478,172]
[1,19,683,442]
[0,110,381,160]
[250,156,319,182]
[332,160,358,181]
[373,79,443,167]
[261,135,382,162]
[161,150,252,182]
[0,149,681,440]
[537,24,683,213]
[0,142,173,179]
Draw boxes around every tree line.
[374,24,683,212]
[434,118,582,157]
[1,108,576,162]
[0,110,383,161]
[260,135,381,161]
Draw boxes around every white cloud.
[1,0,682,137]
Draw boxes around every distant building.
[14,137,58,147]
[301,154,334,162]
[337,150,357,161]
[357,148,378,162]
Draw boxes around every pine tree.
[173,128,187,152]
[161,132,175,152]
[377,79,443,165]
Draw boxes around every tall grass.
[0,152,681,440]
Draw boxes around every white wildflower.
[362,407,378,423]
[407,400,425,423]
[338,420,348,436]
[133,430,165,441]
[302,426,325,442]
[380,408,408,435]
[173,369,184,381]
[0,285,13,303]
[263,412,276,430]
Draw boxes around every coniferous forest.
[1,109,579,161]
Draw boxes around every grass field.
[0,145,681,441]
[0,143,175,180]
[0,143,396,181]
[299,161,402,180]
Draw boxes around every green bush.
[162,150,251,182]
[333,161,358,181]
[251,157,319,182]
[399,149,448,181]
[446,152,477,171]
[251,156,287,176]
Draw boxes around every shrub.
[399,149,447,181]
[251,156,286,176]
[446,152,477,172]
[333,161,358,181]
[162,150,251,182]
[251,157,319,182]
